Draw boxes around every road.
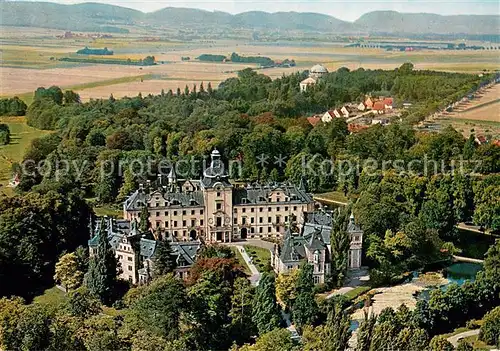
[447,329,480,347]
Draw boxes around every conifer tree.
[154,239,177,277]
[356,311,377,351]
[252,272,282,335]
[292,263,318,330]
[329,209,350,287]
[139,206,150,233]
[84,219,117,304]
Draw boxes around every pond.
[417,262,483,301]
[350,320,360,332]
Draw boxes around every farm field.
[0,116,51,195]
[1,26,500,103]
[448,84,500,122]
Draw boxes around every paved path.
[453,255,485,264]
[226,239,275,250]
[234,245,261,286]
[447,329,480,347]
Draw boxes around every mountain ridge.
[0,2,498,35]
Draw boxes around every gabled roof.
[307,116,321,126]
[172,241,201,267]
[140,239,157,259]
[279,230,306,262]
[373,101,385,110]
[383,97,393,106]
[306,228,327,250]
[301,77,317,85]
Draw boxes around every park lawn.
[0,116,51,195]
[230,247,252,276]
[462,335,497,350]
[344,286,372,301]
[93,204,123,217]
[32,286,67,313]
[244,245,271,272]
[313,191,349,205]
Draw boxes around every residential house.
[300,77,317,92]
[357,102,366,111]
[372,101,386,114]
[340,106,350,118]
[307,116,321,127]
[383,97,394,109]
[300,64,329,92]
[365,97,374,109]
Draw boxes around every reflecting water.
[418,262,483,301]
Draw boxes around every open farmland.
[448,84,500,122]
[1,26,500,103]
[428,84,500,139]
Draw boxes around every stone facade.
[271,211,363,284]
[123,150,315,243]
[88,217,202,285]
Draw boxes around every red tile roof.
[383,98,393,106]
[348,124,369,133]
[373,101,385,110]
[307,116,321,127]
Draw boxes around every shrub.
[480,306,500,347]
[465,319,480,329]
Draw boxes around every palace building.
[123,149,315,243]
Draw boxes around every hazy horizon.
[6,0,500,21]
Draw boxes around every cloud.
[9,0,500,21]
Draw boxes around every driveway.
[447,329,480,347]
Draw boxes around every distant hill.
[355,11,500,35]
[0,1,143,32]
[0,2,498,35]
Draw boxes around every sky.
[10,0,500,21]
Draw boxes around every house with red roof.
[307,116,321,127]
[383,98,393,109]
[372,101,386,114]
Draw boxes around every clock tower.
[201,149,233,242]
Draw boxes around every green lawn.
[32,286,67,313]
[231,247,252,276]
[0,116,51,195]
[93,204,123,217]
[244,245,271,272]
[313,191,349,205]
[344,286,372,301]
